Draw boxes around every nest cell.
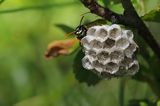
[97,28,108,39]
[97,51,110,63]
[105,62,119,74]
[86,50,97,57]
[116,37,130,50]
[124,43,137,58]
[110,50,124,63]
[115,66,127,76]
[124,30,134,40]
[92,60,104,73]
[82,56,94,70]
[87,27,96,36]
[128,60,139,75]
[108,24,122,40]
[81,36,94,50]
[121,57,133,68]
[103,38,115,49]
[90,39,103,49]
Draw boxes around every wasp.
[66,16,107,39]
[45,16,106,58]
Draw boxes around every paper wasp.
[66,16,107,39]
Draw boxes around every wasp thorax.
[80,24,139,78]
[75,25,87,39]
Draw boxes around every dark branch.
[80,0,160,60]
[80,0,124,23]
[120,0,160,60]
[121,0,137,16]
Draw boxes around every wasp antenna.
[79,12,91,25]
[65,31,75,38]
[79,16,85,25]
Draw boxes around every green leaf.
[85,19,107,28]
[73,49,102,86]
[98,0,123,14]
[100,0,120,6]
[142,6,160,22]
[128,99,154,106]
[0,0,4,4]
[55,24,74,33]
[157,100,160,106]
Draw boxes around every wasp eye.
[77,29,82,34]
[75,26,83,34]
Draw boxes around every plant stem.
[119,78,126,106]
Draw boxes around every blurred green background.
[0,0,160,106]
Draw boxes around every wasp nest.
[81,24,139,78]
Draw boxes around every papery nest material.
[81,24,139,78]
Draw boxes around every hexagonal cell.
[105,62,119,74]
[103,38,115,49]
[97,51,110,63]
[110,50,124,63]
[100,72,112,79]
[127,60,139,75]
[87,27,96,36]
[124,30,134,40]
[116,37,130,50]
[86,49,97,57]
[82,56,94,70]
[80,37,90,49]
[121,57,133,68]
[81,36,94,50]
[124,43,137,58]
[115,66,127,76]
[81,36,95,44]
[92,60,104,73]
[108,24,122,40]
[90,39,103,49]
[96,28,108,39]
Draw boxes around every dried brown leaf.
[45,39,79,59]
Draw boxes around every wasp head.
[74,25,87,39]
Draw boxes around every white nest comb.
[80,24,139,78]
